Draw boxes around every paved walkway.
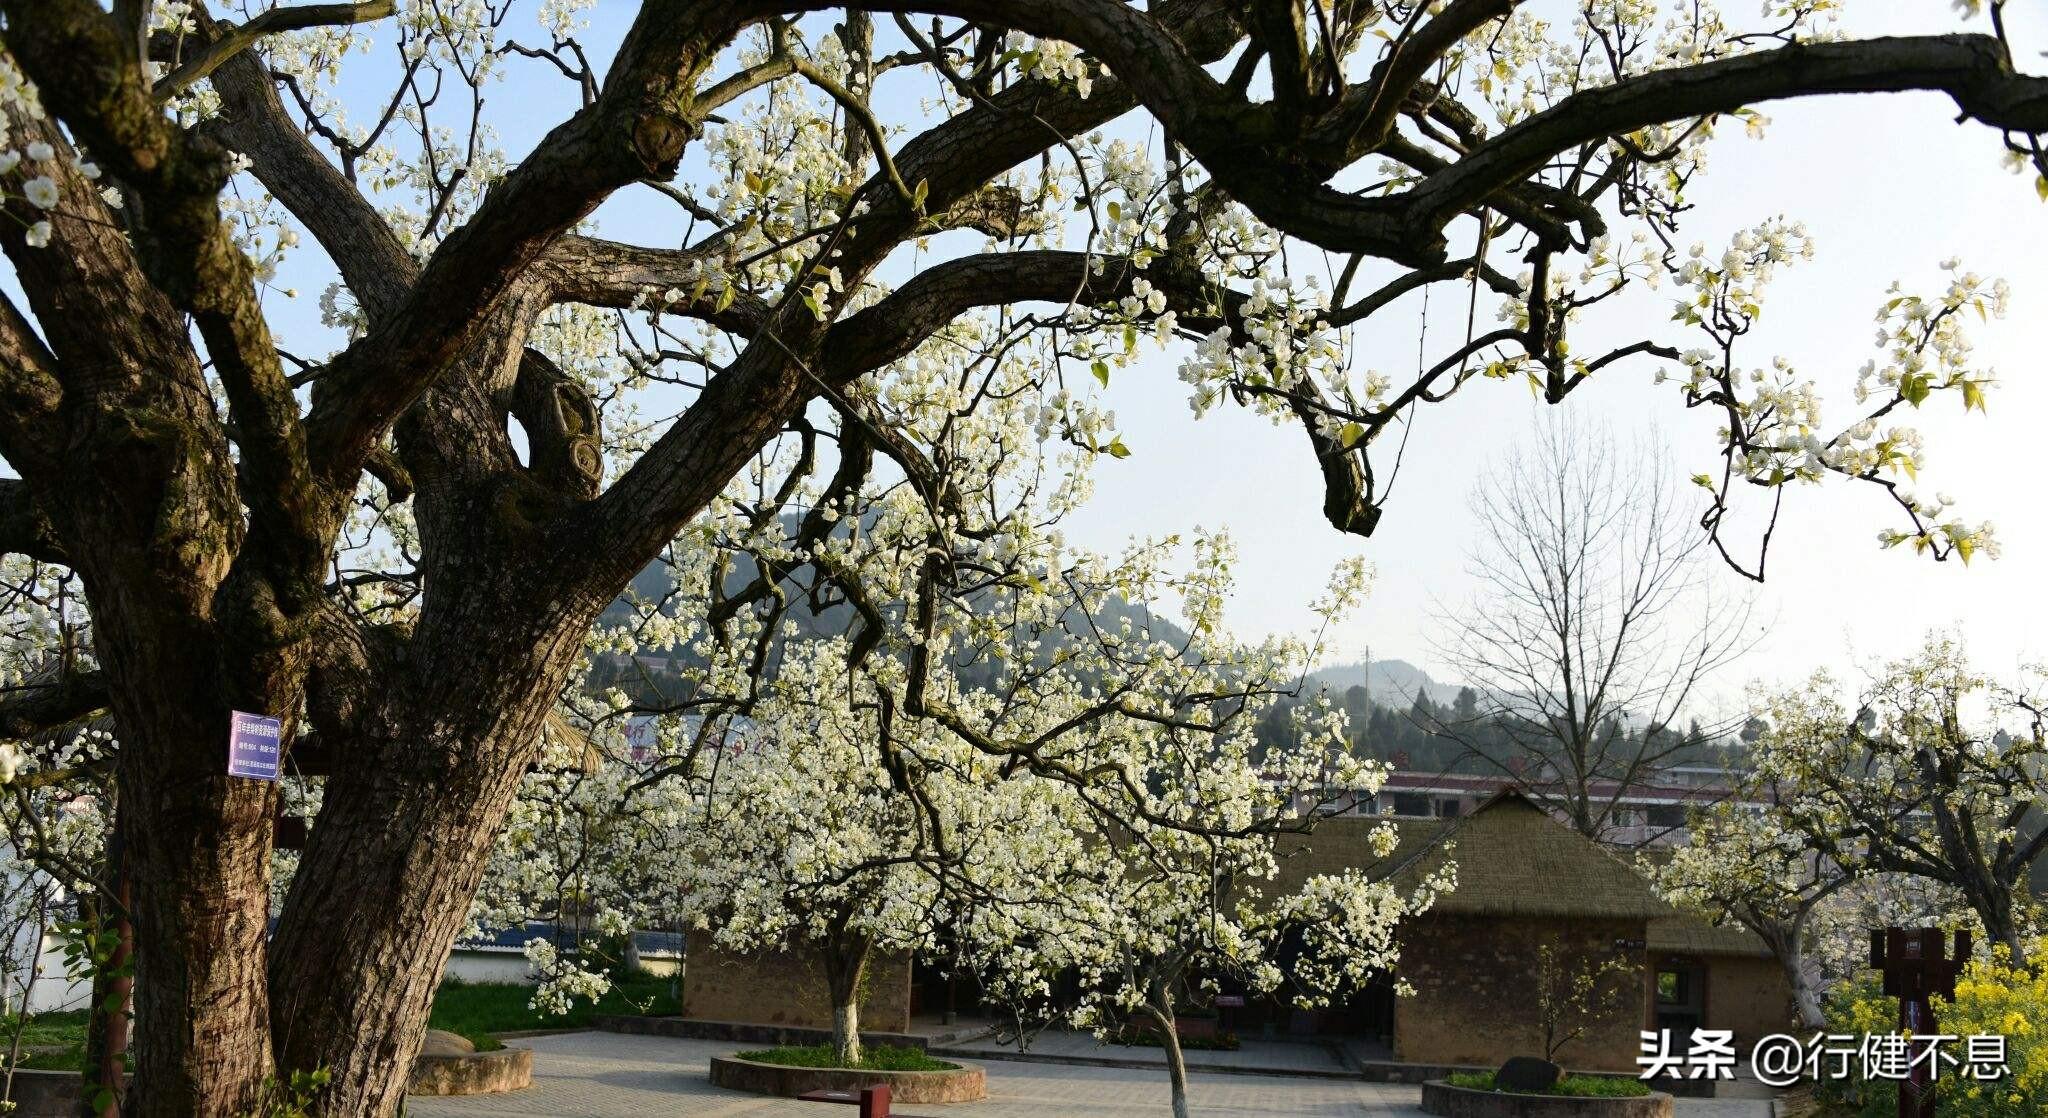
[938,1029,1351,1076]
[407,1031,1429,1116]
[406,1032,1779,1117]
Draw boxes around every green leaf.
[1106,436,1131,458]
[2036,174,2048,202]
[911,178,930,212]
[1338,422,1365,449]
[1691,473,1715,489]
[1091,359,1110,387]
[1106,200,1121,222]
[743,170,764,194]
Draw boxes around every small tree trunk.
[832,1001,862,1067]
[1756,919,1826,1031]
[823,933,872,1067]
[1977,898,2025,967]
[1781,948,1824,1031]
[83,830,133,1118]
[1143,982,1190,1118]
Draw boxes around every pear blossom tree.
[597,340,1404,1073]
[0,0,2043,1111]
[978,800,1452,1118]
[1747,636,2048,962]
[1650,799,1855,1028]
[465,735,693,1017]
[664,644,1103,1067]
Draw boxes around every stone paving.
[406,1031,1431,1116]
[405,1031,1777,1117]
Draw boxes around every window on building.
[1648,805,1686,829]
[1436,798,1462,818]
[1656,969,1689,1005]
[1391,793,1431,817]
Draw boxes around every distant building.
[1326,767,1756,847]
[445,922,683,985]
[681,790,1795,1071]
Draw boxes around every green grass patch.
[0,1011,90,1071]
[427,972,680,1050]
[735,1044,958,1072]
[1444,1071,1653,1098]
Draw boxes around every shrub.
[1821,949,2043,1117]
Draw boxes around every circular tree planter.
[408,1031,534,1096]
[1421,1079,1674,1118]
[709,1054,987,1104]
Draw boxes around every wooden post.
[858,1084,891,1118]
[1868,927,1969,1118]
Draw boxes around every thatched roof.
[1647,916,1775,958]
[1268,814,1447,896]
[1273,790,1675,921]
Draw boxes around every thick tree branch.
[1405,34,2048,230]
[298,0,752,493]
[204,47,416,316]
[0,666,108,741]
[538,236,772,334]
[1342,0,1514,151]
[153,1,398,101]
[0,292,63,478]
[5,0,327,624]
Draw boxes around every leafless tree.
[1434,418,1759,840]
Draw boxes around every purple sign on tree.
[227,710,283,781]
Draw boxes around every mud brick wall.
[681,942,913,1033]
[1394,913,1651,1073]
[1703,954,1798,1050]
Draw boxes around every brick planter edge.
[709,1054,987,1104]
[1421,1080,1675,1118]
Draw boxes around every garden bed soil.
[709,1054,987,1103]
[1422,1079,1674,1118]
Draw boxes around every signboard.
[1214,995,1246,1008]
[227,710,283,781]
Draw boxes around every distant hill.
[1304,659,1466,707]
[593,555,1198,699]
